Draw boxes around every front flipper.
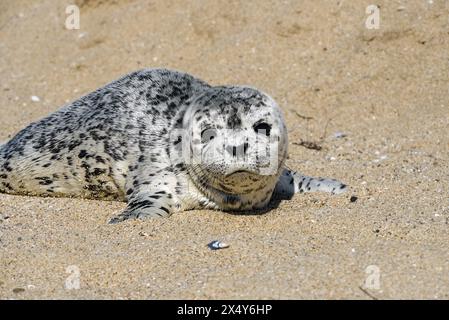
[109,163,179,224]
[274,168,347,199]
[109,190,174,224]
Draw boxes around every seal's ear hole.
[253,122,271,136]
[201,128,217,144]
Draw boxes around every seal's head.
[183,86,288,210]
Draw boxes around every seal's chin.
[224,169,258,178]
[218,170,266,195]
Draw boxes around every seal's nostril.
[226,144,246,157]
[225,145,235,157]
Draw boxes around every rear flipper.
[274,168,347,199]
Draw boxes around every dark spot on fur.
[160,206,170,214]
[95,156,106,164]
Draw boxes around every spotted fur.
[0,69,347,223]
[274,169,347,198]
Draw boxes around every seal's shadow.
[226,193,293,216]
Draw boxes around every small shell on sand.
[207,240,230,250]
[333,131,347,139]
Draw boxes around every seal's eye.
[201,128,217,144]
[253,122,271,136]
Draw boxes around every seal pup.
[0,69,347,223]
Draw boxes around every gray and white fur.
[0,69,347,223]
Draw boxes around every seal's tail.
[274,168,348,199]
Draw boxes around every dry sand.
[0,0,448,299]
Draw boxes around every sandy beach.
[0,0,448,299]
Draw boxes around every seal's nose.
[226,142,249,158]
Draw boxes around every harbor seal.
[0,69,347,223]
